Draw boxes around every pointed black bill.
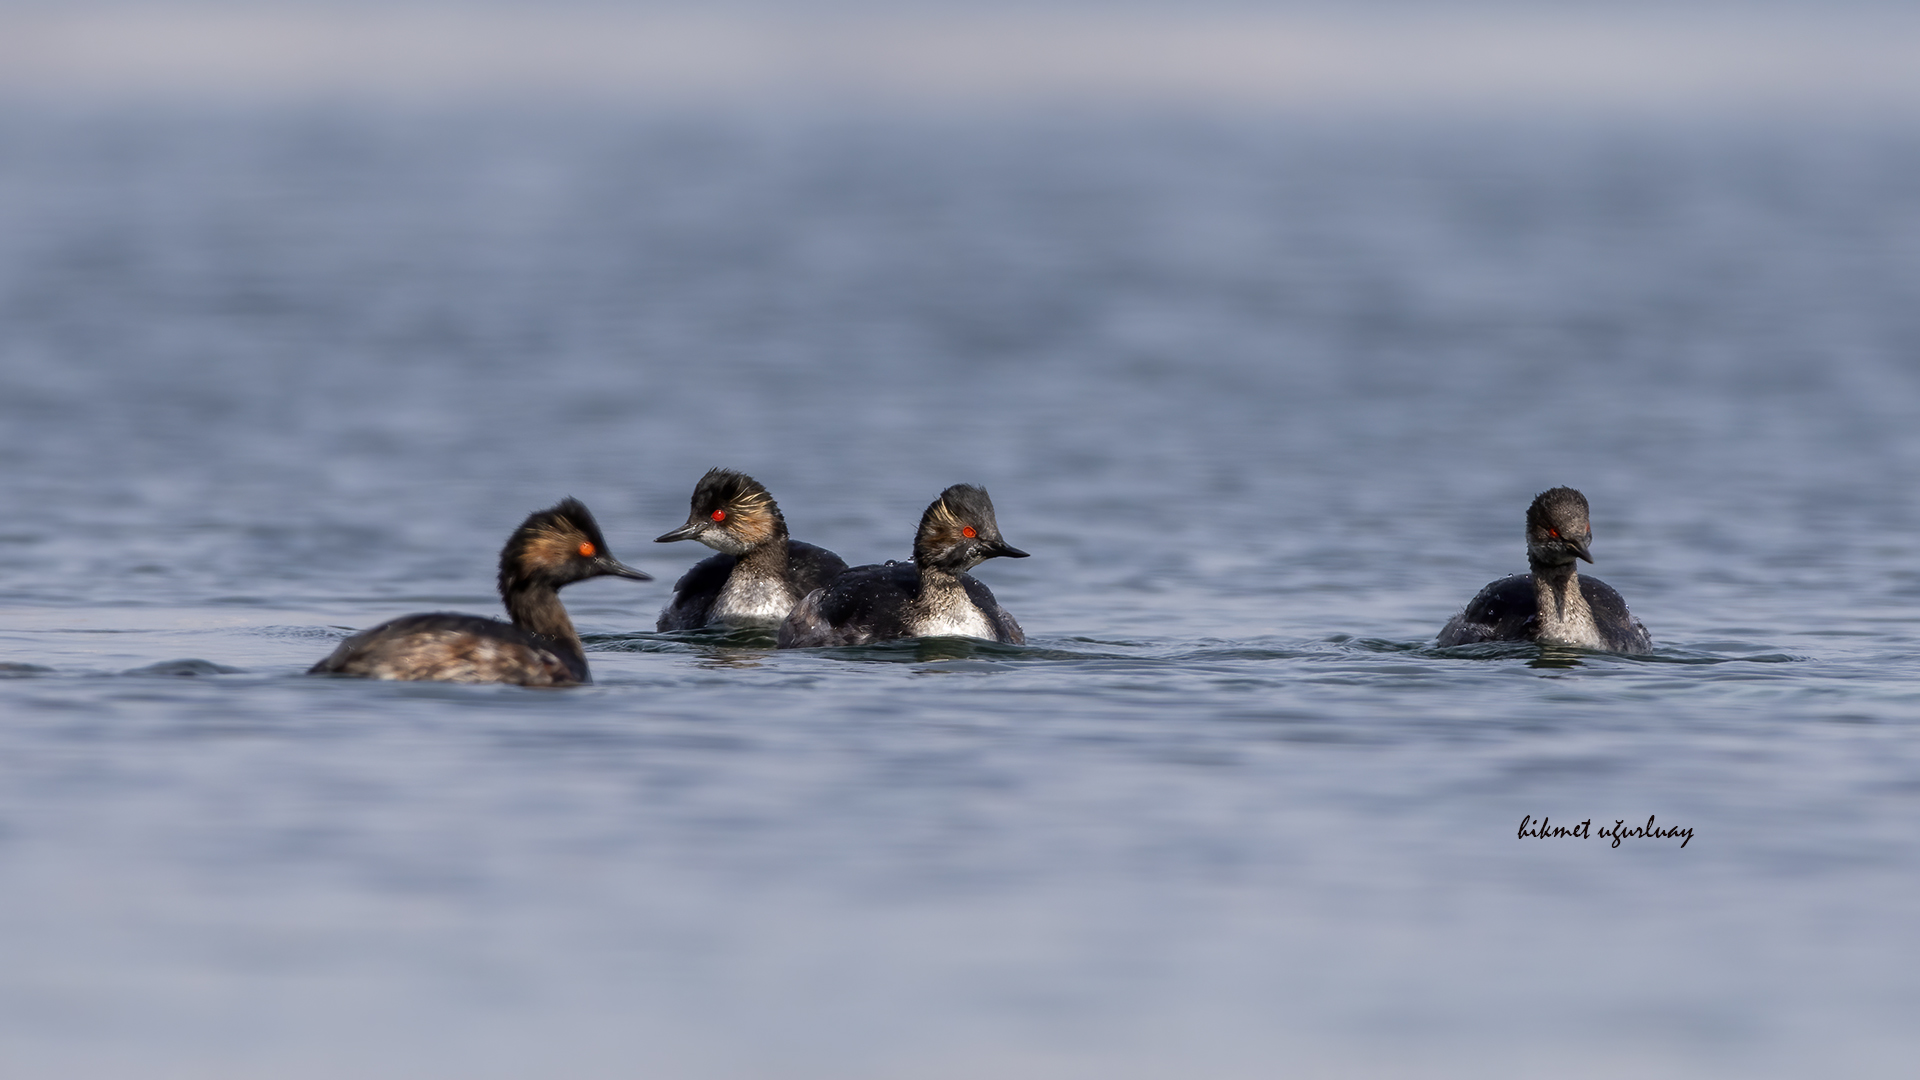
[596,556,653,581]
[655,521,703,543]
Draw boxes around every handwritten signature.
[1517,815,1692,848]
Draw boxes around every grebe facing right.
[309,498,650,685]
[778,484,1027,648]
[1438,487,1652,653]
[654,469,849,631]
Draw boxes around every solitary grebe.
[654,469,848,631]
[309,498,651,685]
[778,484,1028,648]
[1438,487,1652,653]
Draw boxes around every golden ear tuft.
[930,498,962,532]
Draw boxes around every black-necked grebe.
[1438,487,1652,653]
[309,498,650,685]
[778,484,1027,648]
[654,468,848,631]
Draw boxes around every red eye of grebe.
[711,509,726,522]
[962,526,976,538]
[1548,529,1560,539]
[578,541,595,557]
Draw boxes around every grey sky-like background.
[2,1,1917,113]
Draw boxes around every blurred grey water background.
[4,5,1920,1078]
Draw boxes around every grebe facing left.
[1438,487,1652,654]
[778,484,1028,648]
[654,469,848,631]
[309,498,650,685]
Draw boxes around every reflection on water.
[1,107,1918,1077]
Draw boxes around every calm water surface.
[2,107,1919,1077]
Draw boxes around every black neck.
[737,523,791,575]
[503,581,586,670]
[1528,559,1579,620]
[1528,555,1578,579]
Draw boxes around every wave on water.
[120,658,249,677]
[589,628,1807,668]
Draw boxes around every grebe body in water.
[654,469,848,631]
[779,484,1027,648]
[310,498,650,685]
[1438,487,1652,653]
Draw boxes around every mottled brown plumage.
[310,498,651,685]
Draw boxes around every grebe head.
[656,468,785,556]
[913,484,1028,573]
[1525,487,1595,568]
[501,498,651,594]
